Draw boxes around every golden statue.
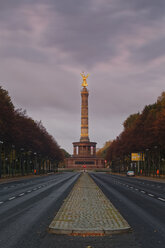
[80,72,89,87]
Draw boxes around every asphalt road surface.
[0,172,164,248]
[90,173,165,248]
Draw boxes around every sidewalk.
[0,173,55,184]
[49,173,130,236]
[109,172,165,183]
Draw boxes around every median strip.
[49,173,130,235]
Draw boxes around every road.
[90,173,165,248]
[0,172,164,248]
[0,173,80,248]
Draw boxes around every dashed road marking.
[141,191,145,194]
[9,196,16,200]
[148,194,154,197]
[158,197,165,202]
[27,190,32,193]
[0,201,4,204]
[19,193,25,196]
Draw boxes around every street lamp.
[11,145,15,177]
[154,146,158,177]
[154,146,160,177]
[34,152,37,174]
[20,148,24,176]
[0,141,4,178]
[145,149,149,176]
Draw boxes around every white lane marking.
[130,187,133,189]
[38,186,41,189]
[27,190,31,193]
[141,191,145,193]
[158,197,165,202]
[19,193,25,196]
[148,194,154,197]
[33,188,37,191]
[135,189,139,191]
[0,201,4,204]
[9,196,16,200]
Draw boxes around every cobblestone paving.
[49,173,130,235]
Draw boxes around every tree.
[0,85,64,177]
[96,141,112,159]
[105,92,165,175]
[0,86,15,143]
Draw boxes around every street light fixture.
[0,141,4,178]
[20,148,24,176]
[34,152,37,174]
[145,149,149,176]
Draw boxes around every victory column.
[66,73,104,169]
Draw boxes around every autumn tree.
[0,85,64,177]
[0,86,15,143]
[96,141,112,159]
[105,92,165,175]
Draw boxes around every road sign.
[131,153,144,161]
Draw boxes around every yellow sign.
[131,153,144,161]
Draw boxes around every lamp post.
[0,141,3,179]
[154,146,158,177]
[34,152,37,174]
[161,158,165,176]
[145,149,149,176]
[5,157,9,176]
[11,145,15,177]
[154,146,160,177]
[27,150,31,175]
[20,148,24,176]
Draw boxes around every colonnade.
[73,144,96,157]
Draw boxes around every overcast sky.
[0,0,165,153]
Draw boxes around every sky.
[0,0,165,154]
